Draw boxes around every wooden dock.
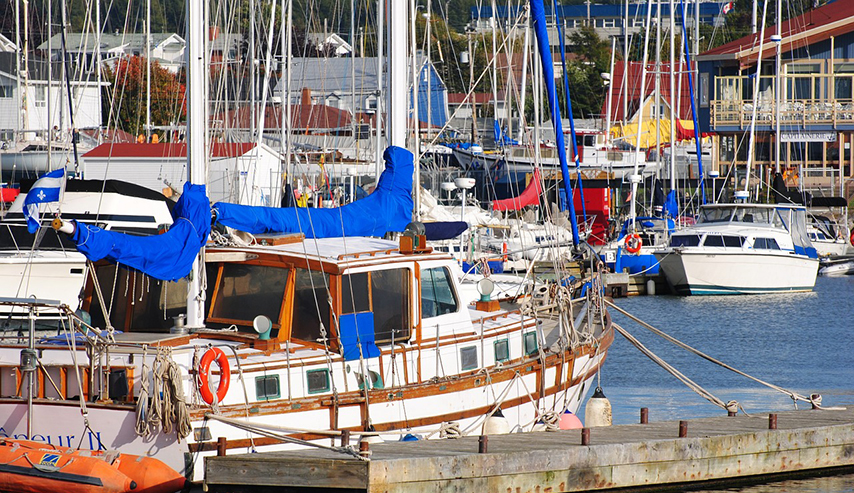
[203,407,854,492]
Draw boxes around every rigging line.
[606,301,812,404]
[612,322,734,412]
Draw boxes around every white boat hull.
[0,253,86,308]
[656,250,819,295]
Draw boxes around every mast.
[375,0,385,177]
[669,0,676,190]
[529,0,580,245]
[185,0,208,327]
[630,0,653,230]
[283,0,293,202]
[774,0,781,174]
[146,0,151,141]
[605,36,616,147]
[387,0,407,147]
[409,0,420,216]
[517,5,529,143]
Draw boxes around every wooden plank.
[204,455,368,489]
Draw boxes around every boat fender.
[625,233,642,254]
[482,408,511,435]
[584,387,613,427]
[558,410,583,430]
[198,347,231,405]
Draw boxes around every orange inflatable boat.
[0,439,187,493]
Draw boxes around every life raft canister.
[198,347,231,405]
[625,233,642,254]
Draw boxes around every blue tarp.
[69,182,211,282]
[214,146,414,238]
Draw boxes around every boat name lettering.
[0,428,105,450]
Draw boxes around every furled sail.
[492,168,542,211]
[213,146,414,238]
[67,182,211,282]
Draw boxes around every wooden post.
[640,407,648,424]
[769,414,777,430]
[341,430,350,447]
[478,435,488,453]
[581,428,590,446]
[216,437,227,456]
[678,421,688,438]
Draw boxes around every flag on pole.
[722,2,734,14]
[23,168,66,233]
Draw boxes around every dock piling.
[216,437,227,456]
[478,435,488,453]
[678,420,688,437]
[640,407,648,424]
[341,430,350,446]
[769,413,778,429]
[581,427,590,445]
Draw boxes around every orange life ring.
[850,230,854,247]
[199,347,231,405]
[625,233,642,254]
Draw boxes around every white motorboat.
[0,179,173,320]
[818,257,854,276]
[654,203,820,295]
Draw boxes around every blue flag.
[23,168,66,233]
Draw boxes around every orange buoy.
[198,347,231,405]
[625,233,642,254]
[0,439,186,493]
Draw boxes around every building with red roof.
[696,0,854,195]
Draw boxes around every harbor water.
[591,275,854,492]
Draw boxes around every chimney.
[301,87,312,106]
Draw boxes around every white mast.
[409,0,420,217]
[774,0,781,174]
[185,0,208,327]
[375,0,385,177]
[517,5,529,143]
[630,0,654,230]
[283,0,293,201]
[388,0,406,148]
[669,0,676,190]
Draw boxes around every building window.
[0,86,12,98]
[35,86,47,107]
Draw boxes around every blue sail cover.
[70,182,211,282]
[214,146,414,238]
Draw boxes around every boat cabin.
[82,236,470,354]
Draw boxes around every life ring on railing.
[198,347,231,405]
[625,233,642,254]
[850,230,854,247]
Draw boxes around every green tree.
[564,24,611,118]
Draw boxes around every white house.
[306,33,353,57]
[0,53,104,143]
[82,142,284,206]
[37,33,186,74]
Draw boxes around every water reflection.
[684,473,854,493]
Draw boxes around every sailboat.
[0,0,612,486]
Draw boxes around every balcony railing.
[712,99,854,127]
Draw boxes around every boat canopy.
[213,146,414,238]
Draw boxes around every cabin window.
[255,375,280,400]
[341,272,370,314]
[524,331,538,356]
[699,208,732,223]
[306,369,330,394]
[210,264,287,331]
[494,339,510,363]
[753,238,781,250]
[88,264,189,332]
[460,346,478,371]
[421,267,459,318]
[670,235,701,247]
[703,235,725,247]
[372,268,411,344]
[291,269,331,344]
[723,236,744,247]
